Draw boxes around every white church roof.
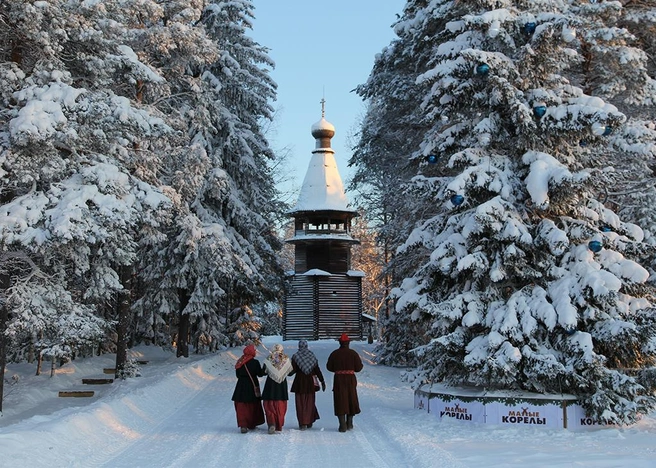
[290,108,356,214]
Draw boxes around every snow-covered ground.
[1,336,655,467]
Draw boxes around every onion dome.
[311,117,335,140]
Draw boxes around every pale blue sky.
[252,0,405,198]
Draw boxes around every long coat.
[290,361,325,394]
[231,359,265,403]
[262,375,289,401]
[326,344,364,416]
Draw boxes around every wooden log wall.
[283,274,362,341]
[283,275,316,340]
[316,275,362,339]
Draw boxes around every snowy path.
[3,337,655,467]
[95,339,462,468]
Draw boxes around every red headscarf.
[235,344,256,369]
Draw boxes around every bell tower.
[283,102,363,340]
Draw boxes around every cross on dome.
[311,99,335,141]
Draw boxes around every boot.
[346,415,353,430]
[338,415,347,432]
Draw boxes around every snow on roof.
[291,151,355,213]
[347,270,365,277]
[300,268,332,276]
[290,114,357,214]
[362,313,377,322]
[311,117,335,137]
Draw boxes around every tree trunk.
[135,80,144,103]
[114,265,132,378]
[177,289,190,358]
[10,43,22,65]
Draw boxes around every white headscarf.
[264,344,293,383]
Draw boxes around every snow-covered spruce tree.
[383,0,656,424]
[0,1,170,363]
[567,1,656,265]
[198,0,284,307]
[604,1,656,255]
[226,305,261,347]
[256,301,282,337]
[352,9,437,365]
[132,0,284,355]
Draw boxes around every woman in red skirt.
[231,344,265,433]
[290,340,326,430]
[262,343,293,434]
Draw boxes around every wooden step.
[59,391,95,398]
[82,378,114,385]
[103,368,116,374]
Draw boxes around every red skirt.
[295,393,320,426]
[234,401,265,429]
[263,400,288,431]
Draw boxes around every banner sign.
[485,401,562,428]
[413,386,605,429]
[566,404,605,429]
[429,397,486,424]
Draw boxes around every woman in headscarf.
[290,340,326,430]
[231,344,265,433]
[261,343,293,434]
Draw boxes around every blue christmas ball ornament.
[579,140,588,147]
[533,105,547,118]
[565,327,577,336]
[588,240,603,253]
[475,63,490,75]
[451,194,465,206]
[524,22,537,34]
[601,225,612,232]
[426,154,437,164]
[603,126,612,136]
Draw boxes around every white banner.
[566,404,604,429]
[486,401,563,428]
[429,397,486,423]
[412,388,606,429]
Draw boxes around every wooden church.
[282,104,364,341]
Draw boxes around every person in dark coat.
[231,344,265,433]
[290,340,326,430]
[262,343,293,434]
[326,333,364,432]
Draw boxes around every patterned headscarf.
[264,344,293,383]
[292,340,318,375]
[235,344,256,369]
